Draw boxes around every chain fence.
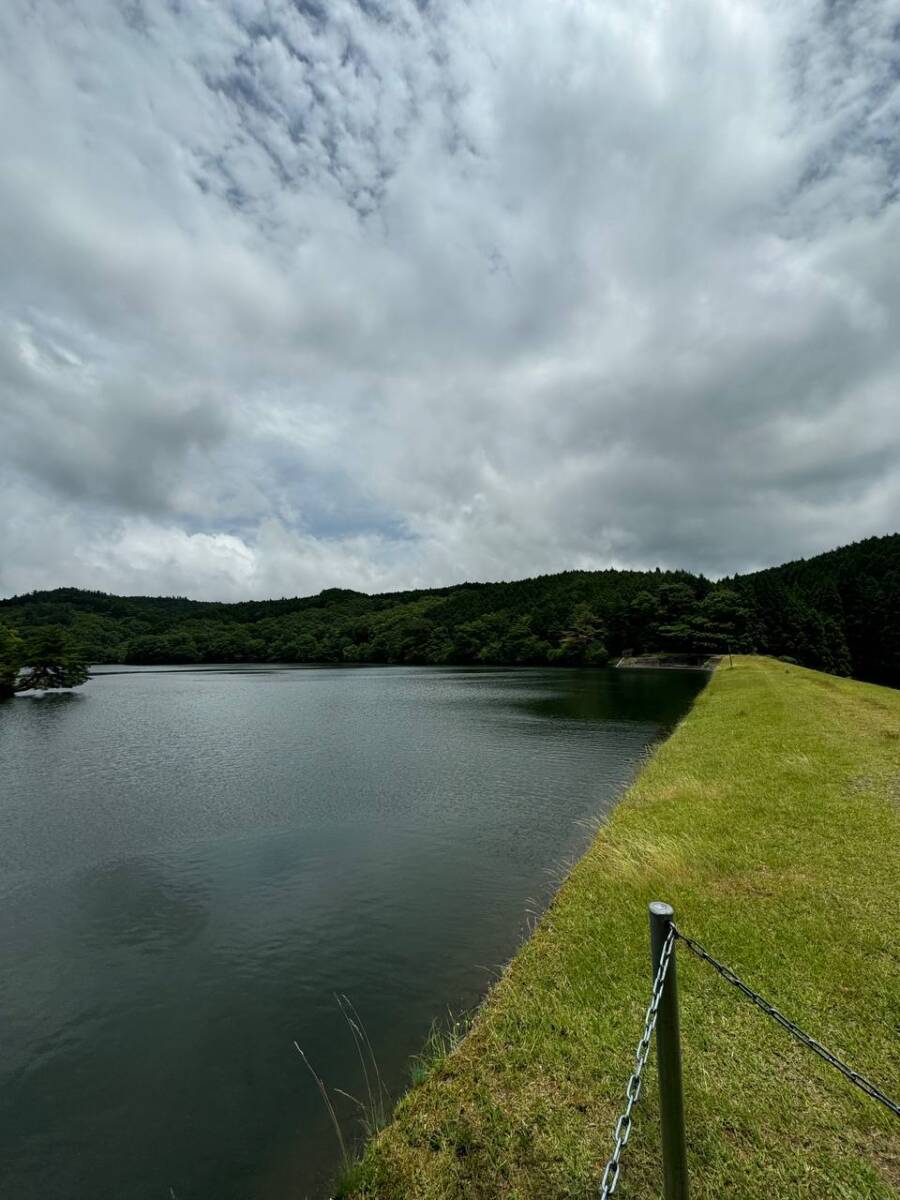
[597,914,899,1199]
[598,926,675,1199]
[673,928,900,1119]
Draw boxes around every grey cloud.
[1,321,230,513]
[0,0,898,599]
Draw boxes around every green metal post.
[649,901,689,1200]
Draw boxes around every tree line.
[0,533,897,691]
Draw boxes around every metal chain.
[674,928,900,1119]
[598,925,676,1198]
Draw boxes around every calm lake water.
[0,664,705,1200]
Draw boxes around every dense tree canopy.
[0,534,896,687]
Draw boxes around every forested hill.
[1,534,898,686]
[734,534,900,687]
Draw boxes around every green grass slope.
[345,657,899,1199]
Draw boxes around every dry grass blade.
[294,1041,349,1167]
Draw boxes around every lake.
[0,664,705,1199]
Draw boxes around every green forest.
[1,533,897,688]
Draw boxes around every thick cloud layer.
[1,0,898,599]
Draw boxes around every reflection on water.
[77,858,210,952]
[0,665,705,1200]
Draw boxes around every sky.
[1,0,899,601]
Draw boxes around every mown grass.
[341,656,900,1199]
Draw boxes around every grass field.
[342,656,899,1199]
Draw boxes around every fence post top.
[649,900,675,919]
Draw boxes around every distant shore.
[615,652,720,670]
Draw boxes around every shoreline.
[614,653,720,671]
[341,657,899,1199]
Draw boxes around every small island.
[0,624,89,700]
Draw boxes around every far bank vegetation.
[1,534,897,687]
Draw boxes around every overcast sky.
[1,0,898,600]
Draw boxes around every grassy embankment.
[343,656,899,1199]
